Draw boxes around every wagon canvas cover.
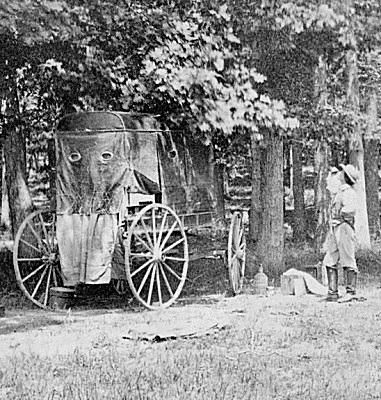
[56,112,161,285]
[54,112,216,286]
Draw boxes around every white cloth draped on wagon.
[57,214,118,285]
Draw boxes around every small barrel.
[49,287,75,310]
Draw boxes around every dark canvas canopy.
[55,111,216,285]
[56,111,216,216]
[56,112,161,214]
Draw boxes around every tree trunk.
[313,55,330,253]
[346,48,371,249]
[364,89,380,237]
[292,140,307,242]
[1,147,11,234]
[249,133,263,244]
[314,139,330,253]
[3,79,33,237]
[213,162,226,225]
[247,132,264,278]
[256,130,284,277]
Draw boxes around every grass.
[2,287,381,400]
[1,244,381,399]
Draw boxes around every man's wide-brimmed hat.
[339,164,360,184]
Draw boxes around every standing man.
[323,164,360,302]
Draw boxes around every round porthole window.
[68,152,81,162]
[168,149,177,159]
[101,151,114,161]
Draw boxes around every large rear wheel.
[125,204,189,310]
[13,210,62,309]
[228,211,246,295]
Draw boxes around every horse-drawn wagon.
[13,111,246,309]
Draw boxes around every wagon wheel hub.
[153,247,163,262]
[42,252,58,265]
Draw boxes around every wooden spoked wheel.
[13,210,62,309]
[125,203,189,310]
[228,211,246,295]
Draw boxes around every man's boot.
[326,266,338,302]
[339,268,358,303]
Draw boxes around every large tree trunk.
[249,133,263,244]
[313,55,330,253]
[247,133,265,279]
[346,48,370,249]
[256,130,284,277]
[292,140,307,242]
[364,88,380,237]
[3,79,33,237]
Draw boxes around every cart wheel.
[228,211,246,295]
[13,210,62,309]
[111,278,129,295]
[125,203,189,310]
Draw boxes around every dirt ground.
[0,285,378,360]
[3,282,381,399]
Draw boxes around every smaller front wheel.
[125,203,189,310]
[228,212,246,295]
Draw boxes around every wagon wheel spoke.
[147,263,157,305]
[52,266,58,287]
[54,265,66,282]
[131,258,154,278]
[137,263,155,296]
[38,213,52,253]
[156,264,163,305]
[133,232,153,254]
[130,252,151,258]
[159,221,178,252]
[22,263,46,283]
[18,257,44,262]
[20,238,42,254]
[156,210,168,248]
[125,204,188,310]
[140,218,154,250]
[165,256,186,262]
[162,237,185,255]
[44,265,52,307]
[236,226,244,249]
[31,265,49,299]
[161,261,182,282]
[27,222,49,255]
[152,207,157,247]
[159,263,174,297]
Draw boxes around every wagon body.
[13,112,246,310]
[54,111,216,287]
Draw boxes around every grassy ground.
[1,245,381,399]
